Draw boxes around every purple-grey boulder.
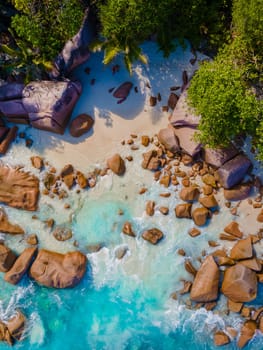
[215,154,252,189]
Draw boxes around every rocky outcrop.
[107,154,126,175]
[173,126,202,157]
[222,264,257,302]
[0,208,24,234]
[4,247,37,284]
[203,144,239,168]
[0,165,39,211]
[158,128,180,153]
[215,154,252,189]
[223,183,252,201]
[51,9,91,78]
[0,83,24,101]
[30,249,87,288]
[213,331,230,346]
[0,244,17,272]
[0,80,82,134]
[69,113,94,137]
[190,256,220,302]
[169,89,200,128]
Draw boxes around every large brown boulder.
[107,154,126,175]
[175,203,192,218]
[0,321,12,345]
[213,331,230,346]
[199,195,218,209]
[0,126,18,154]
[69,113,94,137]
[141,150,160,170]
[6,310,26,341]
[224,183,252,201]
[5,247,37,285]
[142,228,163,244]
[237,320,257,349]
[0,244,17,272]
[192,207,210,226]
[224,221,243,239]
[158,128,180,153]
[30,249,87,288]
[0,165,39,211]
[179,186,200,202]
[190,255,220,302]
[215,154,252,189]
[222,264,257,302]
[230,237,253,260]
[0,208,24,234]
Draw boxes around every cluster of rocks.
[175,220,263,349]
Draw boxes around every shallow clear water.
[0,43,263,350]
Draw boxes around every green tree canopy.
[10,0,86,61]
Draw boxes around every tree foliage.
[10,0,86,61]
[92,0,231,73]
[187,0,263,161]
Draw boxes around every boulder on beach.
[157,128,180,153]
[69,113,94,137]
[199,195,218,209]
[0,244,17,272]
[30,249,87,288]
[0,165,39,211]
[142,228,163,244]
[52,227,73,241]
[222,264,257,302]
[22,80,82,134]
[5,247,37,285]
[213,331,230,347]
[215,154,252,189]
[223,183,252,201]
[192,207,210,226]
[113,82,133,99]
[167,93,179,110]
[107,153,126,175]
[230,237,253,260]
[190,255,220,302]
[173,126,202,157]
[0,126,18,154]
[141,150,160,170]
[203,144,239,168]
[179,186,200,202]
[175,203,192,218]
[0,208,24,234]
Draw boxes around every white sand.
[14,41,203,171]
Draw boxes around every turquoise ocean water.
[0,42,262,350]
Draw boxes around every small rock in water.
[52,227,72,241]
[142,228,163,244]
[115,245,128,259]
